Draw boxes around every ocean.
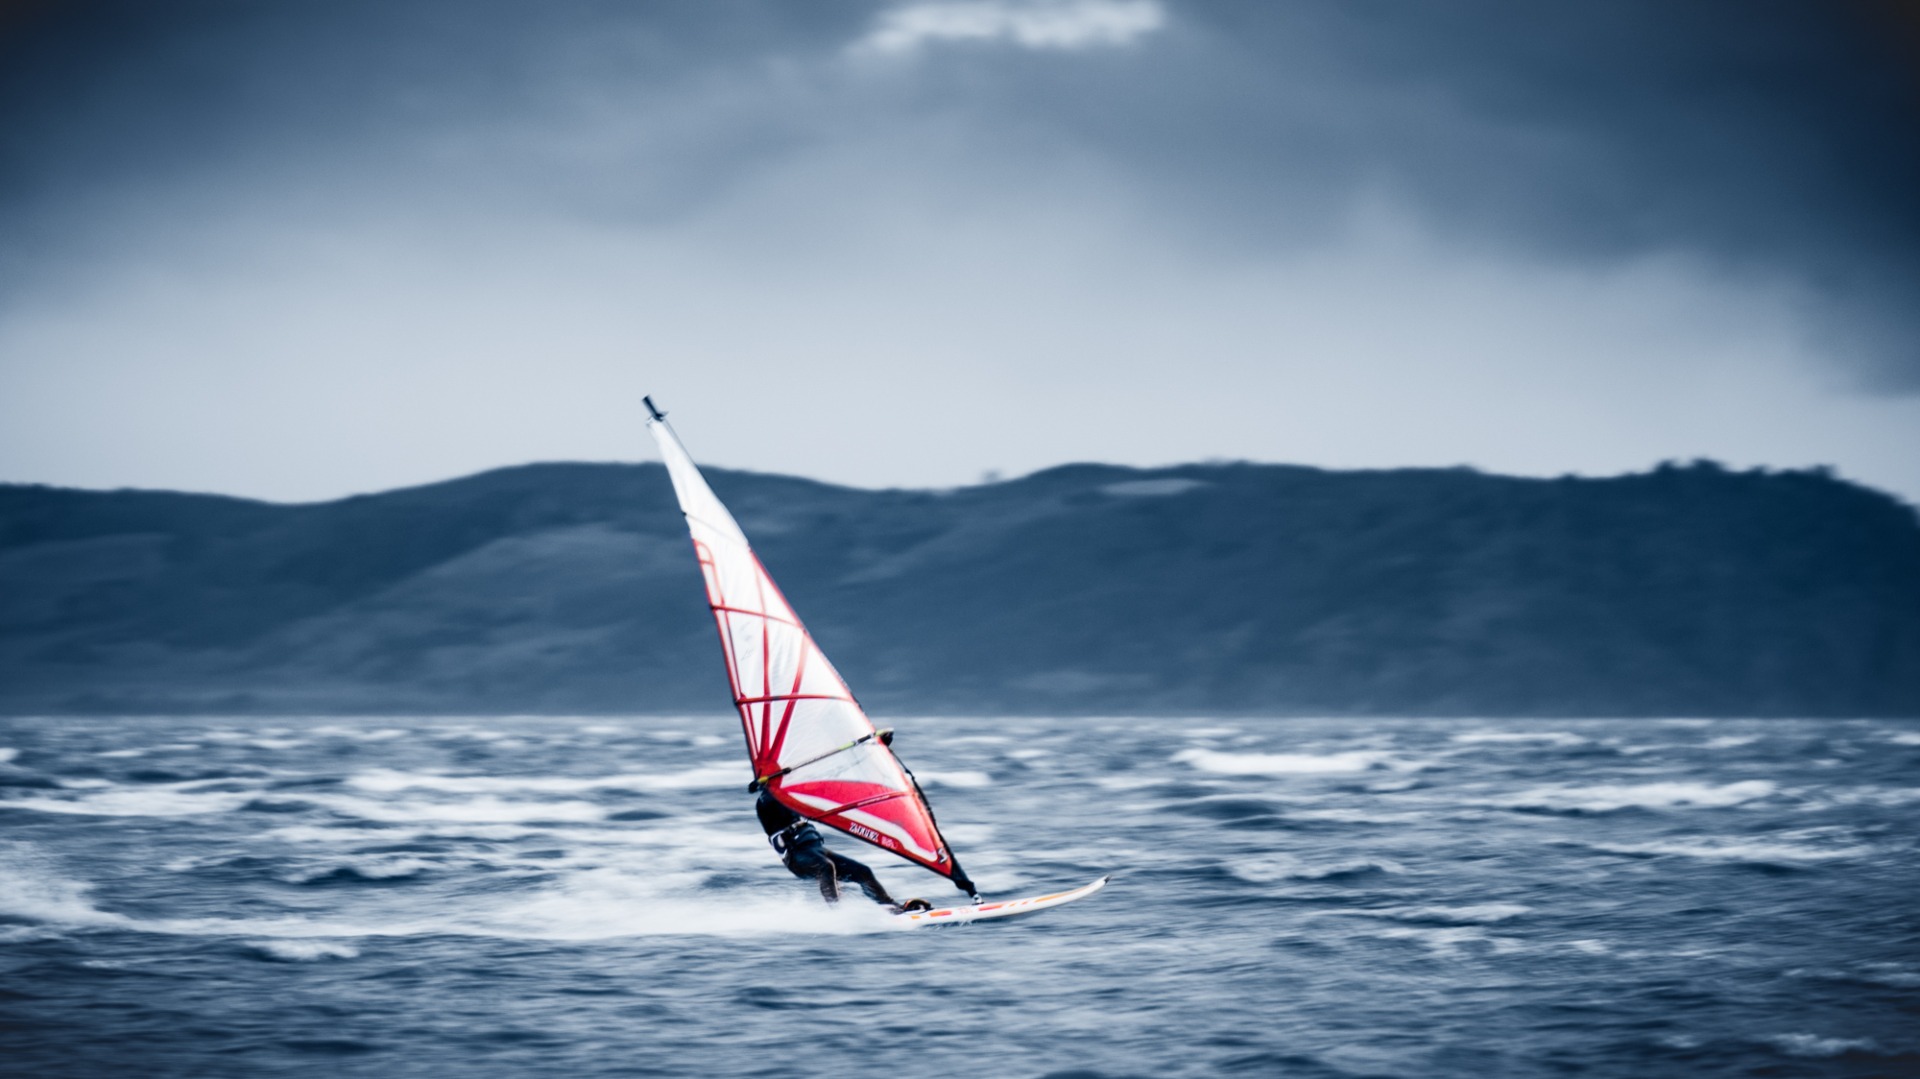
[2,715,1916,1078]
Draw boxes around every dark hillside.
[1,460,1914,716]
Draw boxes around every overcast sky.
[3,0,1918,502]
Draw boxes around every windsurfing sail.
[644,397,974,892]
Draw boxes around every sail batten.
[646,409,966,881]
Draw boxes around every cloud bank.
[856,0,1164,54]
[0,0,1915,501]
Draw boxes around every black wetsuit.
[755,789,897,906]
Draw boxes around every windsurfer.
[753,787,931,910]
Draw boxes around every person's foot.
[892,898,934,913]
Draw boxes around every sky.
[2,0,1918,503]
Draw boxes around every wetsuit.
[754,788,897,906]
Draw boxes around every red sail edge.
[652,415,962,880]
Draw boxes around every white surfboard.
[893,876,1110,926]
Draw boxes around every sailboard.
[892,875,1109,927]
[643,396,1104,922]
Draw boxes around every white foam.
[1368,903,1531,924]
[1452,731,1587,747]
[1817,787,1920,808]
[470,867,888,940]
[0,748,17,764]
[1091,774,1178,791]
[1765,1034,1876,1058]
[938,822,997,846]
[308,725,412,741]
[1173,748,1413,775]
[303,793,609,824]
[1589,838,1869,863]
[263,822,688,846]
[1499,780,1775,812]
[1703,736,1758,749]
[1857,963,1920,988]
[346,762,741,795]
[917,770,992,788]
[3,785,258,817]
[1365,779,1422,793]
[250,939,360,961]
[1886,732,1920,747]
[1227,855,1403,883]
[1285,807,1428,824]
[3,837,865,943]
[1362,925,1521,956]
[0,844,131,928]
[96,748,146,758]
[277,855,442,883]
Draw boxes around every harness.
[767,818,823,858]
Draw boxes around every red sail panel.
[648,414,962,879]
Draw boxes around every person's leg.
[823,851,895,907]
[784,841,841,903]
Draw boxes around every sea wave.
[915,770,992,788]
[303,793,610,824]
[1359,925,1523,956]
[346,763,741,795]
[1497,780,1775,812]
[1364,903,1531,924]
[310,726,411,741]
[1857,963,1920,988]
[1451,731,1587,747]
[3,838,882,942]
[0,843,131,928]
[248,939,360,961]
[2,784,260,817]
[1283,807,1430,824]
[1763,1034,1878,1058]
[1173,748,1417,775]
[1586,838,1870,863]
[275,854,447,884]
[1226,855,1403,883]
[1806,786,1920,808]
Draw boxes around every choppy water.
[2,715,1917,1078]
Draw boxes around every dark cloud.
[1,0,1916,385]
[871,2,1920,384]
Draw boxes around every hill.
[1,459,1915,716]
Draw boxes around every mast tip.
[643,395,666,422]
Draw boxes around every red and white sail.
[646,406,965,881]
